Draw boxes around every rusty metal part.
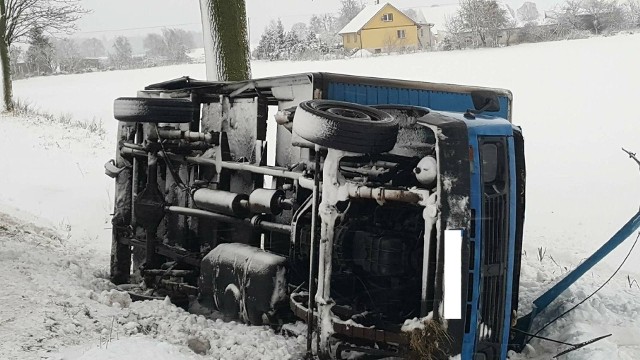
[142,269,195,277]
[120,147,303,180]
[193,188,249,216]
[302,160,400,173]
[116,284,164,302]
[110,123,136,285]
[120,237,202,267]
[249,188,287,215]
[171,141,212,151]
[123,141,210,153]
[160,280,199,296]
[296,177,315,192]
[290,196,312,251]
[165,206,291,234]
[185,155,302,180]
[229,82,255,98]
[249,215,292,234]
[297,177,424,204]
[137,144,165,272]
[339,166,388,177]
[131,123,143,228]
[347,185,423,204]
[122,142,145,151]
[135,153,166,230]
[341,160,399,169]
[307,149,321,355]
[157,129,218,144]
[289,293,409,346]
[104,159,129,178]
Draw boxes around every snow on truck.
[105,72,640,359]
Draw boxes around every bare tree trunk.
[199,0,251,81]
[0,0,13,111]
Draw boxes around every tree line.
[0,0,89,110]
[107,29,200,70]
[0,0,204,110]
[14,28,200,78]
[253,0,365,60]
[443,0,640,50]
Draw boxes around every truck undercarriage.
[107,72,526,359]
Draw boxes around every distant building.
[338,2,432,53]
[413,4,460,47]
[79,57,109,71]
[186,48,206,64]
[14,62,28,77]
[413,2,555,48]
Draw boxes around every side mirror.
[471,91,500,113]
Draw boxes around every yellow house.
[338,2,423,54]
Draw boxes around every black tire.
[114,97,195,123]
[293,100,398,154]
[371,104,430,119]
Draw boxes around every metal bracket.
[104,159,130,178]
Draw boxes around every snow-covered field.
[3,33,640,359]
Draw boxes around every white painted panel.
[444,229,462,319]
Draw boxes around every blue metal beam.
[514,210,640,347]
[533,211,640,311]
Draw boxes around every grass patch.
[11,98,106,138]
[408,318,452,360]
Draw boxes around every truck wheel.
[293,100,398,154]
[114,97,195,123]
[371,104,430,123]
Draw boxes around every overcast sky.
[75,0,561,47]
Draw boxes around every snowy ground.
[0,115,306,360]
[3,33,640,359]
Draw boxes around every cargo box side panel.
[325,81,510,120]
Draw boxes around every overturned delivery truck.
[106,72,527,359]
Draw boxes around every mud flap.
[110,124,135,285]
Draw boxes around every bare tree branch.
[0,0,87,110]
[622,148,640,170]
[4,0,88,46]
[447,0,508,48]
